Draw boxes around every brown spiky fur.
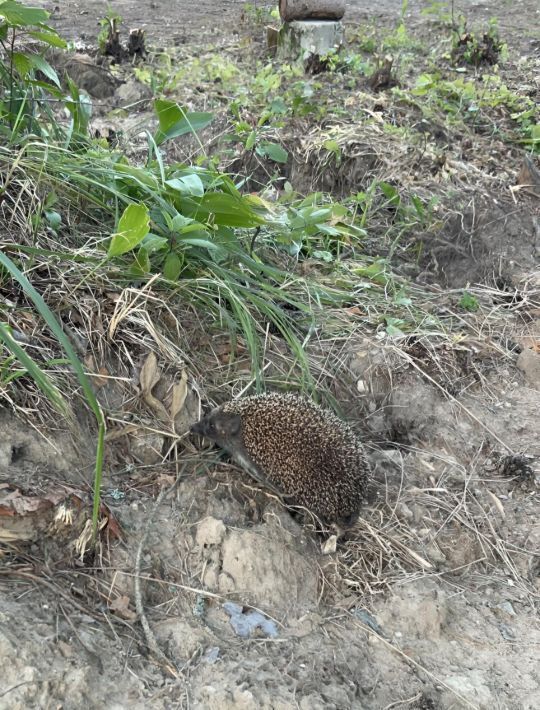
[191,393,370,524]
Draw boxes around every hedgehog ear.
[228,414,242,436]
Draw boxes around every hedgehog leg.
[231,452,285,497]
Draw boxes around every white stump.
[277,20,344,61]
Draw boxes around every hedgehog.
[191,392,370,525]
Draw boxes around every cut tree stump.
[279,0,345,22]
[127,28,147,61]
[277,20,344,62]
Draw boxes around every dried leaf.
[487,489,506,520]
[516,156,540,198]
[99,504,124,540]
[140,352,161,395]
[109,595,137,620]
[0,488,65,516]
[144,391,170,422]
[155,474,176,487]
[93,367,110,388]
[321,534,338,555]
[139,352,169,421]
[170,370,188,422]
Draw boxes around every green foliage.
[108,204,150,257]
[154,99,214,145]
[0,0,92,146]
[420,1,453,27]
[459,291,479,312]
[450,18,508,68]
[241,2,278,26]
[0,249,106,537]
[97,8,122,53]
[408,72,537,149]
[0,0,356,536]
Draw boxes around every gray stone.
[517,347,540,389]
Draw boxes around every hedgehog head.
[191,407,242,453]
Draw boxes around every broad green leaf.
[114,163,160,189]
[317,224,341,237]
[194,192,264,227]
[0,1,49,26]
[379,181,400,206]
[270,97,287,114]
[256,141,288,163]
[165,173,204,197]
[44,210,61,229]
[28,29,67,48]
[130,247,151,276]
[180,222,208,235]
[323,139,341,156]
[163,252,183,281]
[178,237,219,251]
[154,99,213,145]
[312,250,334,262]
[141,233,168,253]
[171,214,192,231]
[11,51,32,77]
[353,260,389,286]
[64,78,92,137]
[108,203,150,257]
[28,53,60,87]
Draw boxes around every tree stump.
[279,0,345,22]
[127,28,146,61]
[277,20,344,62]
[103,17,125,63]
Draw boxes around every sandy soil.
[1,2,539,709]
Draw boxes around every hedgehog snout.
[190,419,207,436]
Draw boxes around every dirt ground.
[1,2,540,710]
[31,0,540,49]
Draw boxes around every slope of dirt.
[2,2,540,710]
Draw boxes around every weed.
[451,18,507,67]
[409,72,537,147]
[459,291,480,312]
[97,9,123,54]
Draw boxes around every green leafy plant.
[459,291,479,312]
[97,8,123,53]
[0,0,68,140]
[450,18,507,67]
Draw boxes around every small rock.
[196,517,226,547]
[498,623,516,641]
[443,671,493,707]
[495,601,516,617]
[130,430,164,465]
[396,502,414,521]
[517,347,540,389]
[321,534,337,555]
[115,78,152,106]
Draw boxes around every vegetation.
[0,0,538,540]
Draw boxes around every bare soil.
[1,2,540,710]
